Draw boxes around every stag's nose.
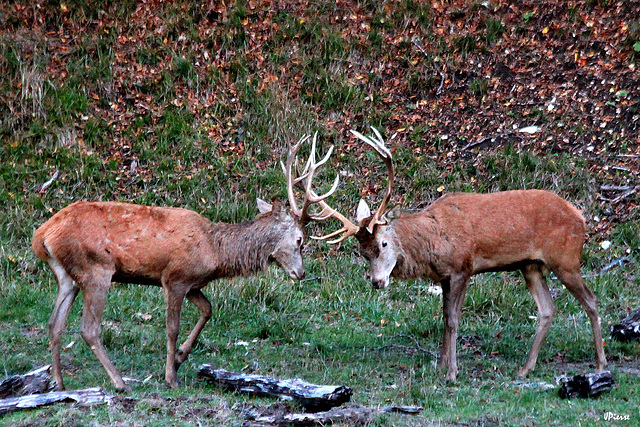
[290,268,305,280]
[372,278,387,289]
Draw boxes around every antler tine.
[299,132,340,219]
[350,127,395,233]
[308,203,359,244]
[284,132,359,243]
[281,134,312,217]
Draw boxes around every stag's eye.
[296,236,303,246]
[381,241,387,248]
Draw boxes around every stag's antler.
[305,127,395,243]
[282,128,394,244]
[281,132,340,225]
[350,127,395,233]
[281,132,359,243]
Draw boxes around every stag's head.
[256,199,306,280]
[354,200,400,289]
[311,128,399,289]
[263,132,342,280]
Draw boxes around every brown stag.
[31,134,340,392]
[315,127,606,381]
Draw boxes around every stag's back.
[32,201,215,285]
[415,189,586,273]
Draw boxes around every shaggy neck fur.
[391,212,440,280]
[206,212,294,278]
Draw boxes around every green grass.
[1,243,639,426]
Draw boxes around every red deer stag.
[315,127,607,381]
[32,134,340,392]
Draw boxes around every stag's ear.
[382,205,400,223]
[356,199,371,224]
[256,198,273,214]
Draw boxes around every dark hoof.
[115,384,132,394]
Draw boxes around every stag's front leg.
[163,285,188,388]
[175,288,213,367]
[440,273,469,382]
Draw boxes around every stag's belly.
[472,250,545,274]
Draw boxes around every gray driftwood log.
[558,371,615,399]
[198,365,352,412]
[0,387,111,416]
[245,405,424,426]
[0,365,56,399]
[611,308,640,342]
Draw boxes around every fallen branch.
[611,307,640,342]
[557,371,614,399]
[245,404,423,426]
[0,365,56,399]
[0,387,111,416]
[198,365,352,412]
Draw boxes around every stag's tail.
[31,225,50,261]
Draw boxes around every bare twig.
[412,39,445,94]
[600,185,640,192]
[599,185,640,203]
[599,256,632,275]
[246,405,423,426]
[582,256,632,278]
[378,334,439,358]
[461,132,514,151]
[38,169,59,193]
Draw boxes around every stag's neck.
[392,212,440,281]
[206,215,280,279]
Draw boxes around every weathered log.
[0,387,111,416]
[245,405,424,426]
[0,365,56,399]
[558,371,615,399]
[611,308,640,342]
[198,365,352,412]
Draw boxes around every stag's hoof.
[165,379,181,389]
[115,384,132,394]
[518,367,532,378]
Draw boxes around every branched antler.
[281,132,340,225]
[349,127,395,233]
[282,128,394,243]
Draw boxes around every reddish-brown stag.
[316,127,607,381]
[32,135,340,392]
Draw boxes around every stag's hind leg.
[553,266,607,372]
[77,267,130,392]
[47,257,80,391]
[519,263,556,377]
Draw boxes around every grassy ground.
[1,0,639,425]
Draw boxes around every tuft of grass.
[468,77,489,99]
